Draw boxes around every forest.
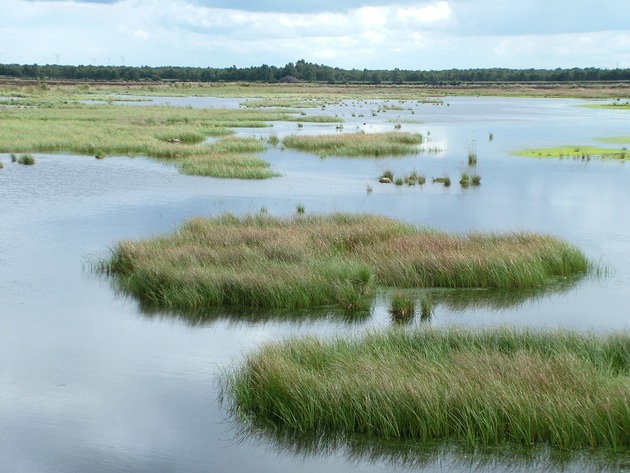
[1,59,629,84]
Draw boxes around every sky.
[1,0,629,70]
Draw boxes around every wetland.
[1,83,629,472]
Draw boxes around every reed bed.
[283,132,423,157]
[99,213,590,312]
[223,326,630,448]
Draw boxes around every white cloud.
[0,0,628,69]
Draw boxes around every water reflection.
[104,274,582,328]
[133,299,372,326]
[231,423,629,472]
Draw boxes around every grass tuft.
[17,154,36,165]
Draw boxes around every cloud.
[1,0,629,69]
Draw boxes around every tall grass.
[283,132,423,157]
[223,326,630,448]
[98,213,590,312]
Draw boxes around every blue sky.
[1,0,629,69]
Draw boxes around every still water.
[0,96,629,472]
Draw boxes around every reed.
[223,326,630,448]
[283,132,423,157]
[389,291,416,323]
[98,213,590,312]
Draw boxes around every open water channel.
[0,95,629,472]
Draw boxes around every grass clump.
[433,176,451,187]
[223,326,630,448]
[283,132,423,157]
[389,291,416,323]
[98,213,590,312]
[17,154,36,165]
[460,173,481,187]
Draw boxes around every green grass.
[513,146,629,160]
[17,153,36,165]
[283,132,423,157]
[223,326,630,448]
[596,136,630,145]
[97,213,590,312]
[0,99,327,178]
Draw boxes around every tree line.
[1,59,629,84]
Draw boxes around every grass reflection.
[228,423,630,472]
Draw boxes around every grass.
[0,96,341,178]
[389,291,416,323]
[97,213,590,312]
[467,143,478,165]
[433,176,451,187]
[283,132,423,157]
[460,172,481,187]
[513,146,629,160]
[17,153,36,165]
[222,326,630,449]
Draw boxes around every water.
[0,96,629,472]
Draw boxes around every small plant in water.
[419,294,433,320]
[460,172,470,187]
[433,176,450,187]
[11,153,17,163]
[389,291,415,323]
[17,154,36,165]
[267,134,280,147]
[467,143,478,166]
[471,174,481,186]
[379,169,394,183]
[394,178,404,186]
[488,132,494,141]
[296,203,305,215]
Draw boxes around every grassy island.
[99,213,589,312]
[283,132,423,157]
[513,145,628,160]
[223,326,630,448]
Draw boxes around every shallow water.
[0,96,629,472]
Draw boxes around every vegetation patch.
[596,136,630,145]
[17,153,36,165]
[283,132,423,157]
[98,213,590,312]
[223,326,630,448]
[0,99,332,178]
[513,146,629,160]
